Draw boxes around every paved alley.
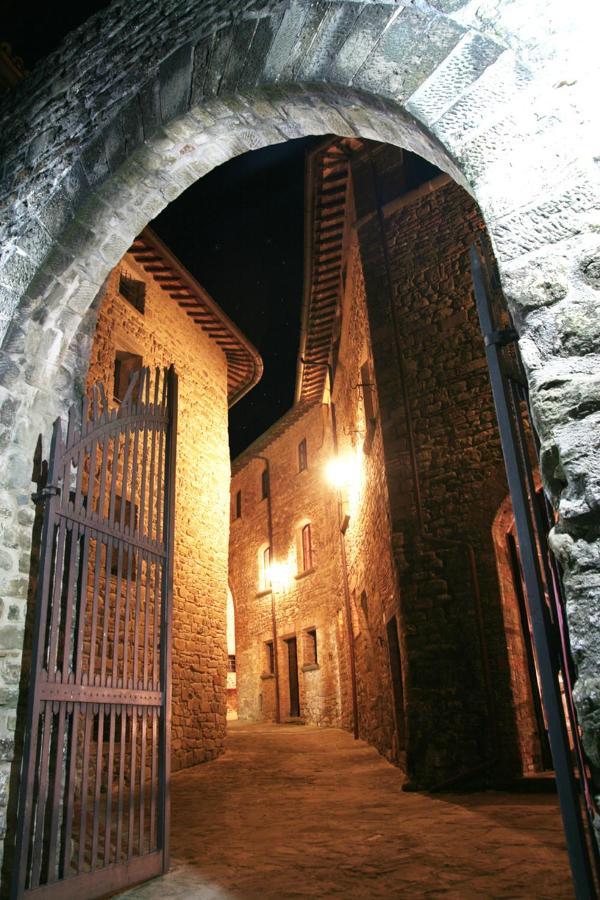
[121,723,572,899]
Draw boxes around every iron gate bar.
[505,530,554,770]
[500,280,600,851]
[518,377,600,864]
[11,366,178,900]
[470,245,597,899]
[159,365,177,875]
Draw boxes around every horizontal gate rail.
[20,851,163,900]
[37,683,163,706]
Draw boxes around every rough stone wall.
[87,253,230,771]
[329,233,403,761]
[355,169,533,786]
[230,232,403,762]
[230,404,347,728]
[0,0,597,863]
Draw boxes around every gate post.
[470,245,597,899]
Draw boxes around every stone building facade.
[352,145,529,786]
[230,403,346,728]
[85,230,260,771]
[230,138,553,789]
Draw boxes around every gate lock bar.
[31,484,61,504]
[484,327,519,348]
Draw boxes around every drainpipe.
[256,455,281,725]
[367,161,498,787]
[300,358,360,740]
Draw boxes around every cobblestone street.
[121,723,572,899]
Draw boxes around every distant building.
[230,139,551,788]
[87,227,261,770]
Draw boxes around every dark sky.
[151,137,325,457]
[2,3,324,458]
[1,0,112,67]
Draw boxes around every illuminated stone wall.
[327,234,403,760]
[87,253,230,771]
[230,404,347,728]
[230,233,403,761]
[231,160,548,785]
[354,159,539,786]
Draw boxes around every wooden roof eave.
[130,228,263,408]
[295,139,351,404]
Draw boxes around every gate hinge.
[31,484,61,504]
[484,327,519,348]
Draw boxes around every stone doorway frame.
[0,0,598,885]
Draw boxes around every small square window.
[228,654,236,673]
[119,273,146,314]
[298,438,307,472]
[113,351,143,404]
[234,489,242,520]
[261,468,269,500]
[304,628,318,666]
[265,640,275,674]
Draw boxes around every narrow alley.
[121,724,572,899]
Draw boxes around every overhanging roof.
[129,228,263,408]
[295,139,360,404]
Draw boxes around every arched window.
[258,543,271,592]
[301,523,312,573]
[298,438,307,472]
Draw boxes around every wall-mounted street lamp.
[325,454,356,490]
[325,450,363,534]
[268,560,293,593]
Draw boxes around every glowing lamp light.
[268,560,293,592]
[325,454,357,490]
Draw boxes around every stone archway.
[0,0,598,867]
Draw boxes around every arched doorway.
[0,2,598,896]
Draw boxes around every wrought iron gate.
[12,366,178,899]
[470,246,599,899]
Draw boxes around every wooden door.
[12,367,178,899]
[286,638,300,719]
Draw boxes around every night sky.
[151,137,325,457]
[2,4,325,458]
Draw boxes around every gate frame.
[11,366,178,900]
